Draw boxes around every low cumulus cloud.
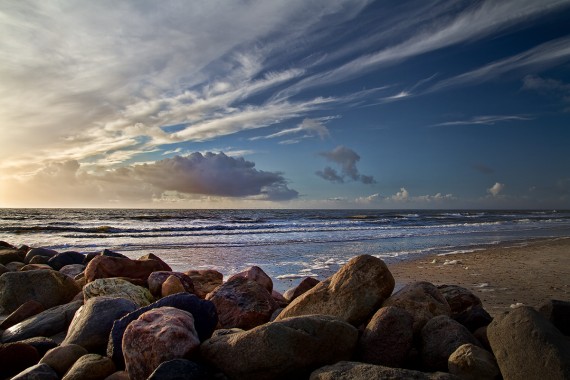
[1,153,298,206]
[353,188,454,205]
[487,182,505,197]
[316,145,375,184]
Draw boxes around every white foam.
[276,273,318,279]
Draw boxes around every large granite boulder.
[0,300,45,329]
[2,300,83,343]
[11,363,59,380]
[0,342,41,378]
[83,277,154,307]
[108,293,217,368]
[538,299,570,335]
[488,306,570,379]
[84,255,171,283]
[40,344,89,377]
[0,269,81,314]
[62,353,116,380]
[448,343,500,380]
[358,306,414,367]
[123,307,200,380]
[421,315,481,372]
[147,271,194,298]
[201,315,358,380]
[275,255,395,326]
[47,251,85,270]
[438,284,491,331]
[383,281,451,333]
[309,361,459,380]
[185,269,223,298]
[283,277,320,302]
[62,296,138,353]
[227,266,273,293]
[206,277,278,329]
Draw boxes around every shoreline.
[387,237,570,316]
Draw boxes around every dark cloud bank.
[316,145,375,184]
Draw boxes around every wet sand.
[387,237,570,316]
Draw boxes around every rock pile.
[1,241,569,380]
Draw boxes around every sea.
[1,208,569,291]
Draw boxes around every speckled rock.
[448,343,500,380]
[60,264,86,278]
[84,255,171,284]
[309,361,459,380]
[228,266,273,293]
[123,307,200,380]
[185,269,223,298]
[206,276,278,329]
[83,277,154,307]
[276,255,395,326]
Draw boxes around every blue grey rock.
[47,251,85,270]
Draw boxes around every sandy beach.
[388,237,570,316]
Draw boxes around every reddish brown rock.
[358,306,414,367]
[0,299,45,329]
[272,290,289,308]
[275,255,395,326]
[122,307,200,380]
[438,284,491,331]
[228,266,273,293]
[185,269,223,298]
[0,247,25,265]
[137,253,171,270]
[147,271,194,297]
[383,281,451,334]
[84,255,172,283]
[0,342,40,378]
[206,277,278,329]
[283,277,320,302]
[40,344,89,376]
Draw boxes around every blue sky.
[0,0,569,208]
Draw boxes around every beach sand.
[387,237,570,317]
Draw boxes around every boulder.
[40,344,89,376]
[20,263,52,271]
[383,281,451,333]
[123,307,200,380]
[60,264,86,278]
[448,343,500,380]
[0,263,8,276]
[147,359,210,380]
[24,247,58,263]
[2,300,83,343]
[185,269,223,298]
[309,361,459,380]
[83,249,128,265]
[201,314,358,380]
[358,306,414,367]
[0,300,45,329]
[28,256,50,265]
[275,255,395,326]
[17,336,57,357]
[0,342,40,378]
[0,269,81,314]
[62,353,116,380]
[438,284,491,331]
[62,296,138,353]
[206,277,278,329]
[421,315,481,372]
[107,293,217,368]
[0,248,25,265]
[283,277,320,302]
[10,363,59,380]
[104,371,130,380]
[161,275,188,297]
[47,251,85,270]
[84,255,171,284]
[147,271,194,297]
[488,306,570,379]
[5,261,25,271]
[538,299,570,335]
[137,253,171,270]
[472,326,491,351]
[228,266,273,293]
[83,277,154,307]
[271,290,288,308]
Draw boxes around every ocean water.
[1,208,569,291]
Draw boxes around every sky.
[1,0,569,209]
